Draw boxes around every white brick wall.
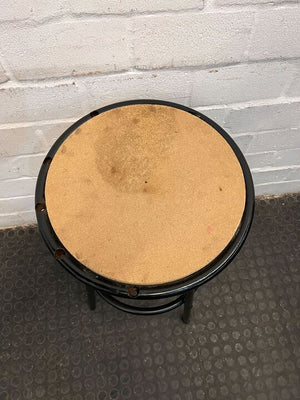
[0,1,299,227]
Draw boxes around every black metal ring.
[35,99,255,299]
[96,291,184,315]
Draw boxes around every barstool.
[35,100,254,323]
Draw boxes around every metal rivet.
[128,286,139,298]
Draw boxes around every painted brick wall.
[0,0,299,227]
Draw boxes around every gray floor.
[0,194,299,400]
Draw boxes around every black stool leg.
[86,285,96,310]
[182,289,195,324]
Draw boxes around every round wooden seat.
[45,104,246,285]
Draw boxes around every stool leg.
[182,289,195,324]
[86,285,96,310]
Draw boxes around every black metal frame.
[35,99,254,323]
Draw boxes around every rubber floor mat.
[0,194,299,400]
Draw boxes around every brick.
[0,154,45,180]
[245,128,300,153]
[0,122,70,157]
[216,0,297,5]
[232,134,253,154]
[0,0,36,20]
[191,61,297,107]
[252,167,300,186]
[0,211,36,228]
[286,60,300,97]
[0,0,203,21]
[224,102,300,134]
[86,70,192,108]
[0,196,34,214]
[133,12,254,69]
[0,178,36,198]
[196,107,228,127]
[0,63,8,84]
[0,19,131,80]
[248,8,300,61]
[272,148,300,167]
[245,151,276,170]
[0,84,87,123]
[246,148,300,170]
[0,70,191,123]
[0,0,70,21]
[70,0,203,14]
[255,180,300,196]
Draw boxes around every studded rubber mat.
[0,194,299,400]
